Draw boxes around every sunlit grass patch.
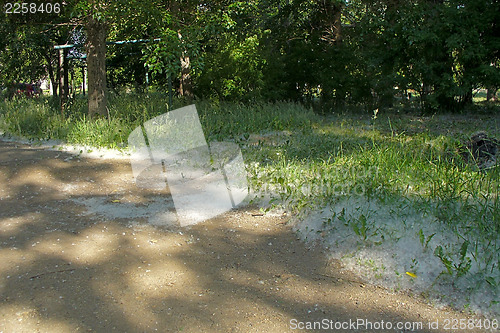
[244,109,499,317]
[66,116,131,149]
[0,98,70,140]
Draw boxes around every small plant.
[352,213,369,241]
[418,229,436,251]
[485,276,497,288]
[455,241,472,278]
[337,208,347,225]
[434,245,454,275]
[410,258,419,272]
[434,242,472,278]
[322,211,336,227]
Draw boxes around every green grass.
[244,107,498,309]
[0,94,499,306]
[0,97,70,140]
[0,94,315,147]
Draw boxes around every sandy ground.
[0,139,492,333]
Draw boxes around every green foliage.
[434,241,472,278]
[197,34,265,101]
[0,0,73,90]
[0,94,315,147]
[197,100,314,140]
[2,0,499,111]
[419,229,436,251]
[364,0,500,112]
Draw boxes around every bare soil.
[0,140,488,332]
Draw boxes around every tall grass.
[0,94,315,146]
[0,98,70,140]
[196,101,316,141]
[243,108,498,307]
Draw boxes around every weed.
[418,229,436,251]
[434,242,472,278]
[351,214,369,241]
[434,245,454,275]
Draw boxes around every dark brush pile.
[461,132,499,170]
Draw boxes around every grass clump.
[197,101,316,141]
[243,107,498,316]
[66,116,130,149]
[0,94,316,148]
[0,98,70,140]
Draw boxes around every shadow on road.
[0,140,473,332]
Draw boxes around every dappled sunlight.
[123,261,196,298]
[1,0,498,328]
[0,303,77,332]
[11,166,58,188]
[0,212,44,236]
[0,171,12,199]
[0,248,37,282]
[34,226,119,265]
[0,139,483,331]
[88,278,162,332]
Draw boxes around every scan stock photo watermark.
[128,104,248,227]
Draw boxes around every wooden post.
[58,49,64,115]
[70,68,75,98]
[81,66,86,96]
[168,74,172,110]
[63,48,69,102]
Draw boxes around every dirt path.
[0,140,490,332]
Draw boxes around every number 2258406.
[4,3,61,15]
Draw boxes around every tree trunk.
[178,32,193,99]
[58,49,69,113]
[43,52,58,97]
[332,2,343,44]
[82,66,86,96]
[85,17,108,118]
[319,0,344,44]
[179,53,193,98]
[487,87,497,101]
[63,49,69,101]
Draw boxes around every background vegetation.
[1,0,499,112]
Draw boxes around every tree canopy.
[1,0,499,113]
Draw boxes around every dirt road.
[0,139,488,332]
